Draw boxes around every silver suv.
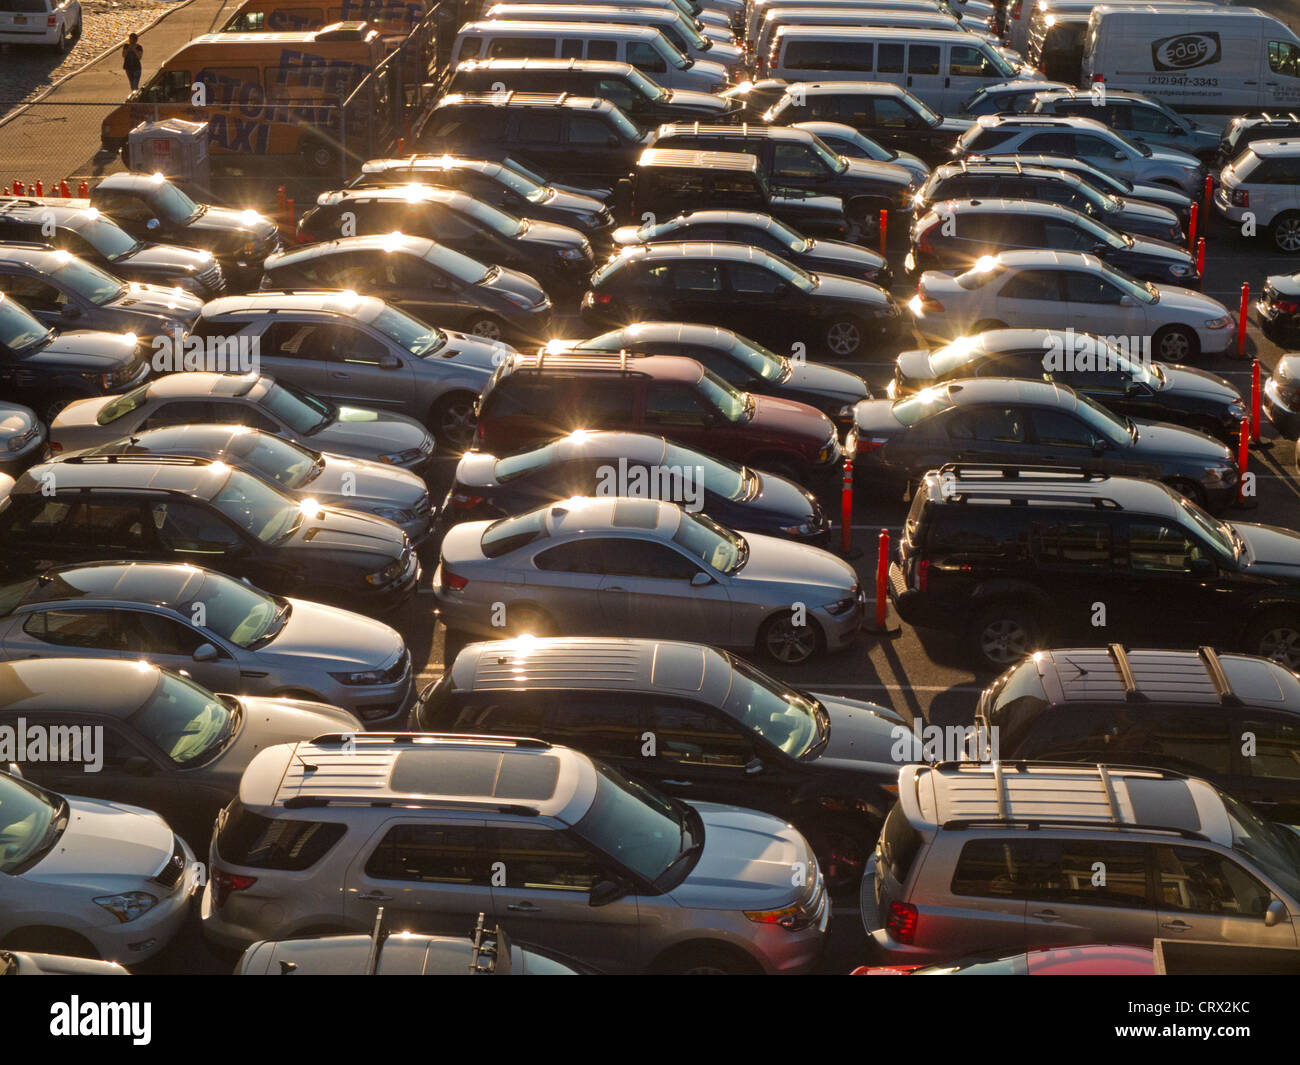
[955,114,1206,195]
[201,733,829,974]
[862,761,1300,964]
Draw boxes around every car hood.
[1158,363,1241,404]
[106,282,205,321]
[519,219,588,250]
[37,329,140,370]
[1113,198,1180,231]
[802,238,887,274]
[782,360,869,404]
[263,598,405,669]
[937,117,975,135]
[1266,273,1300,298]
[314,407,432,455]
[1126,235,1192,263]
[279,505,408,560]
[185,205,278,244]
[1129,182,1192,210]
[811,272,891,308]
[1131,419,1231,462]
[543,187,611,215]
[206,695,361,777]
[119,242,215,275]
[1150,285,1229,318]
[1147,145,1201,168]
[24,797,174,886]
[843,157,912,190]
[307,454,429,509]
[428,329,517,372]
[749,469,821,521]
[813,694,921,773]
[673,801,813,910]
[733,530,856,595]
[749,392,838,443]
[481,267,548,308]
[1235,523,1300,572]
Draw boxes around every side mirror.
[1118,294,1136,307]
[1188,556,1214,576]
[61,304,81,319]
[1113,150,1125,160]
[589,879,627,907]
[146,218,161,231]
[378,354,403,369]
[1265,899,1288,927]
[607,135,621,148]
[123,755,154,778]
[744,756,765,775]
[690,571,714,587]
[192,642,219,663]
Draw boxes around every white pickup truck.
[0,0,82,52]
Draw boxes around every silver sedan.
[432,496,865,664]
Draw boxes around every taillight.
[450,491,484,510]
[48,441,62,454]
[855,436,888,455]
[441,569,468,592]
[917,285,944,313]
[886,901,918,943]
[917,558,929,592]
[47,13,56,24]
[593,291,613,304]
[211,869,256,908]
[1231,189,1249,208]
[475,421,486,445]
[1092,73,1103,83]
[1276,298,1299,314]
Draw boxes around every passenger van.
[746,0,993,42]
[450,20,730,89]
[767,27,1032,111]
[219,0,426,35]
[1083,5,1300,124]
[1010,0,1221,55]
[100,25,387,170]
[480,4,744,69]
[756,8,1001,71]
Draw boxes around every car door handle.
[1030,909,1063,922]
[1161,919,1193,933]
[330,372,350,379]
[602,586,627,592]
[506,901,540,912]
[358,891,392,902]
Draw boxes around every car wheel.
[71,18,82,41]
[656,943,763,975]
[464,314,506,342]
[1164,477,1208,508]
[502,604,556,638]
[758,610,823,666]
[806,814,875,896]
[825,316,864,357]
[970,319,1006,333]
[1272,212,1300,254]
[970,602,1039,672]
[2,927,99,958]
[41,392,79,426]
[430,392,478,452]
[1153,325,1199,362]
[1246,612,1300,670]
[49,27,69,53]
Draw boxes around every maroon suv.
[473,354,842,485]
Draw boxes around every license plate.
[13,14,26,22]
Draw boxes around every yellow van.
[100,24,389,171]
[220,0,428,40]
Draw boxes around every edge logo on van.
[1151,32,1221,71]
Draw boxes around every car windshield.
[53,257,128,305]
[808,135,849,174]
[908,95,941,125]
[1071,390,1131,446]
[765,252,816,292]
[625,66,666,101]
[723,654,822,757]
[605,106,643,142]
[1099,260,1157,303]
[891,387,956,426]
[0,773,64,874]
[130,671,234,766]
[481,507,549,557]
[1071,177,1121,212]
[263,381,333,434]
[186,570,288,648]
[760,215,810,252]
[0,296,52,351]
[370,304,446,357]
[97,383,150,425]
[726,332,787,380]
[77,214,141,261]
[571,761,689,884]
[209,468,303,542]
[495,441,558,483]
[148,181,203,224]
[459,197,527,237]
[662,443,746,499]
[222,428,318,488]
[1219,789,1300,901]
[1110,127,1149,157]
[1172,489,1236,558]
[427,244,492,284]
[697,368,750,421]
[671,509,746,572]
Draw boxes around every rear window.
[481,508,549,558]
[982,660,1050,748]
[3,0,51,10]
[878,802,922,886]
[216,799,345,870]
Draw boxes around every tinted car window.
[1156,846,1271,916]
[487,826,606,890]
[365,823,487,883]
[648,700,752,766]
[1023,839,1151,907]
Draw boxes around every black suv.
[411,636,921,891]
[646,123,915,224]
[0,455,418,612]
[351,155,614,238]
[976,644,1300,823]
[916,160,1185,243]
[1214,112,1300,170]
[761,81,973,167]
[298,185,594,290]
[0,198,225,297]
[446,58,736,126]
[625,148,850,237]
[890,465,1300,671]
[419,92,652,186]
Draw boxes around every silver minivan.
[450,20,731,91]
[862,761,1300,964]
[200,734,829,974]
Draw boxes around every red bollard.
[878,208,887,255]
[1237,282,1250,357]
[840,458,853,556]
[396,137,405,155]
[77,180,88,197]
[1187,201,1198,251]
[13,180,22,195]
[1252,358,1262,443]
[34,180,42,197]
[1196,237,1206,277]
[60,179,68,198]
[874,528,890,630]
[1202,173,1213,226]
[1238,416,1250,504]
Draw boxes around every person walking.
[122,33,144,93]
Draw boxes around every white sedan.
[908,250,1235,362]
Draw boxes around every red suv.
[473,353,842,485]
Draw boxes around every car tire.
[1245,611,1300,670]
[970,602,1040,672]
[463,313,507,343]
[970,319,1006,333]
[655,943,763,975]
[49,27,69,53]
[1152,324,1199,362]
[1164,477,1208,509]
[2,927,99,958]
[758,610,823,666]
[825,316,865,357]
[1272,212,1300,254]
[71,18,82,42]
[501,604,556,638]
[40,391,81,426]
[429,391,478,452]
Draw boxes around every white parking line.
[806,683,983,693]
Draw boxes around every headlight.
[365,558,406,586]
[83,371,115,389]
[94,891,158,923]
[369,507,414,524]
[577,213,601,228]
[329,667,389,684]
[499,290,535,309]
[744,903,813,931]
[1171,263,1195,277]
[837,403,857,420]
[1204,464,1238,486]
[1228,398,1248,417]
[825,596,857,615]
[780,520,817,536]
[1204,316,1231,329]
[379,448,423,465]
[5,429,35,452]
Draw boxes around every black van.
[411,635,922,892]
[890,464,1300,672]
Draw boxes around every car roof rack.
[1107,643,1146,702]
[308,731,552,749]
[935,758,1190,779]
[1197,645,1242,707]
[938,817,1209,841]
[58,453,204,466]
[937,463,1108,481]
[281,795,542,815]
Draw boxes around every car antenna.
[278,960,298,974]
[296,754,318,772]
[1061,656,1088,677]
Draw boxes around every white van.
[745,0,990,43]
[481,4,744,68]
[1082,6,1300,125]
[767,26,1032,110]
[450,20,731,89]
[756,7,1001,66]
[1009,0,1221,56]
